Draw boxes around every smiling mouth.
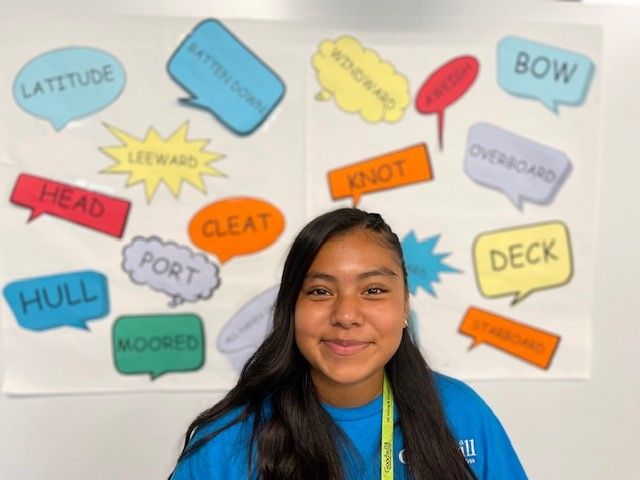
[322,340,370,356]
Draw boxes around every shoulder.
[431,371,505,436]
[432,372,489,412]
[430,372,528,479]
[170,407,256,480]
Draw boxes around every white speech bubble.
[217,285,279,372]
[464,123,572,210]
[122,236,220,306]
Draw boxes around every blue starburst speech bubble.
[401,231,460,296]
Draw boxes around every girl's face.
[294,229,408,406]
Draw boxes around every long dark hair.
[172,208,477,479]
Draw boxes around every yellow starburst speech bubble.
[99,122,224,202]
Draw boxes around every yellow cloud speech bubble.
[312,35,410,123]
[100,122,224,202]
[473,221,573,305]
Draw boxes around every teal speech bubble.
[112,314,204,380]
[498,36,594,113]
[13,47,126,130]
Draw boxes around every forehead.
[309,230,402,270]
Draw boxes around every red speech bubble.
[11,173,131,238]
[415,55,479,150]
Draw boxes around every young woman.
[170,208,527,479]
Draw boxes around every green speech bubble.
[112,314,204,379]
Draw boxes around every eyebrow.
[304,267,398,282]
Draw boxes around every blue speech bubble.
[3,271,109,331]
[498,36,594,113]
[13,47,126,130]
[167,19,286,136]
[401,231,460,297]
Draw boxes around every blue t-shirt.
[171,373,527,479]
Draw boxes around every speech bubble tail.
[510,291,531,306]
[143,180,161,204]
[72,322,91,332]
[26,209,44,222]
[217,253,231,265]
[351,193,362,207]
[505,192,524,211]
[542,98,559,114]
[179,97,195,108]
[437,111,445,150]
[180,96,209,110]
[168,295,186,308]
[49,117,69,131]
[149,372,163,381]
[315,89,333,102]
[467,339,482,351]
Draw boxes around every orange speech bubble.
[189,197,285,264]
[459,306,560,369]
[327,143,433,206]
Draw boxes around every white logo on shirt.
[399,439,477,465]
[459,438,477,465]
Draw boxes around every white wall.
[1,1,639,479]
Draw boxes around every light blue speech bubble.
[13,47,125,130]
[465,123,572,210]
[401,231,460,297]
[3,270,109,331]
[167,19,286,136]
[498,36,594,113]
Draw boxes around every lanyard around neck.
[381,372,394,480]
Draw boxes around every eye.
[306,287,331,296]
[364,286,388,295]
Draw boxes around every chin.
[317,364,380,386]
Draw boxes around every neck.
[311,369,385,408]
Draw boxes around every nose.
[330,293,362,328]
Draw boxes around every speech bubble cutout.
[415,56,479,150]
[312,35,410,123]
[13,47,125,130]
[167,19,285,136]
[401,231,460,297]
[217,285,279,372]
[122,236,220,307]
[100,122,224,203]
[328,144,432,206]
[10,173,131,237]
[459,306,560,369]
[112,314,204,380]
[498,36,595,113]
[464,123,572,210]
[189,197,285,264]
[473,221,573,305]
[3,271,109,331]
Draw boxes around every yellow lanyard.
[381,372,394,480]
